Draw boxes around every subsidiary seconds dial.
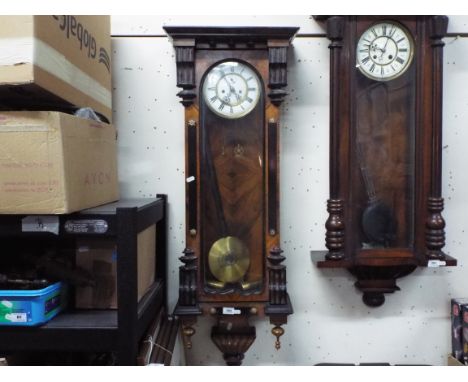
[202,61,261,119]
[356,21,414,81]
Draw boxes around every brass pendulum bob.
[208,236,250,284]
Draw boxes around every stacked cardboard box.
[451,298,468,365]
[0,16,112,122]
[75,225,156,309]
[0,16,118,214]
[0,111,119,214]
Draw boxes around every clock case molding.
[164,26,298,365]
[314,16,456,307]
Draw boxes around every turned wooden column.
[425,15,448,260]
[325,16,345,261]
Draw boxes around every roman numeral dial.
[202,61,261,119]
[356,21,414,81]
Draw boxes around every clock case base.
[177,295,292,365]
[314,251,456,307]
[174,250,294,364]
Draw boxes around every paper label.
[428,260,446,268]
[64,219,108,234]
[222,307,241,315]
[186,176,195,183]
[5,313,27,323]
[22,215,59,235]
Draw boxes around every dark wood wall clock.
[315,16,456,307]
[164,26,298,365]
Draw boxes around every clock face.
[356,21,414,81]
[202,61,261,119]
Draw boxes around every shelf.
[312,251,353,268]
[43,310,117,329]
[0,279,164,354]
[80,199,163,214]
[422,254,457,267]
[0,197,165,237]
[0,318,117,352]
[313,250,456,268]
[0,196,168,364]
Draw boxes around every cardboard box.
[75,225,156,309]
[0,111,119,214]
[463,304,468,365]
[451,298,468,362]
[448,354,465,366]
[0,16,111,122]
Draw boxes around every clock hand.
[232,88,240,102]
[383,36,391,51]
[222,76,240,103]
[379,37,391,58]
[223,76,236,94]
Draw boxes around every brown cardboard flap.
[75,224,157,309]
[0,64,34,86]
[0,16,33,38]
[137,225,156,300]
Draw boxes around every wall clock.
[164,26,298,365]
[315,16,456,307]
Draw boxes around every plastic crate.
[0,282,67,326]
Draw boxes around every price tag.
[22,216,59,235]
[222,307,241,315]
[186,176,195,183]
[6,313,27,323]
[428,260,446,268]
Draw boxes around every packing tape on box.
[0,37,111,109]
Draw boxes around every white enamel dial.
[356,21,414,81]
[202,61,261,119]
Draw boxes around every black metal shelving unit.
[0,195,167,365]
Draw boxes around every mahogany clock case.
[198,50,268,303]
[316,16,456,307]
[164,26,298,365]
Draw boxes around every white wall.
[111,15,468,365]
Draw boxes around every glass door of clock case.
[199,75,265,296]
[352,55,416,251]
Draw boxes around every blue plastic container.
[0,282,67,326]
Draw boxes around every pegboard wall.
[111,16,468,365]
